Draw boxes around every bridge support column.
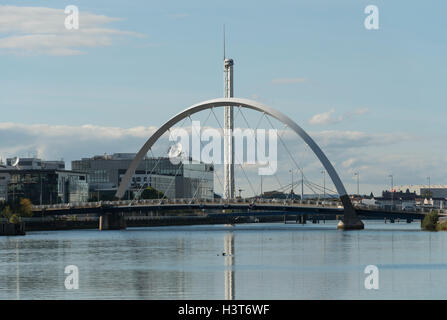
[99,212,126,231]
[337,195,364,230]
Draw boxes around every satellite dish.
[168,143,183,159]
[11,157,20,167]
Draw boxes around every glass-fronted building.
[72,153,214,200]
[0,168,88,205]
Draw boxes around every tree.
[422,211,438,231]
[140,187,164,200]
[18,198,33,217]
[1,205,12,220]
[9,214,21,224]
[1,199,33,224]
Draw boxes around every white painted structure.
[223,58,235,199]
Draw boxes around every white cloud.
[308,108,369,125]
[0,122,158,164]
[342,158,356,168]
[308,108,340,125]
[0,121,431,197]
[0,5,144,55]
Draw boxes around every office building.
[71,153,214,200]
[0,158,88,204]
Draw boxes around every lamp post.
[40,173,43,205]
[301,170,304,201]
[354,172,359,196]
[289,169,294,195]
[427,176,431,199]
[388,174,394,207]
[321,170,326,200]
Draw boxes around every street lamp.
[321,170,326,200]
[388,174,394,207]
[301,170,304,201]
[289,169,294,194]
[354,172,359,196]
[427,176,431,199]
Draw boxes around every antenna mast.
[223,24,225,60]
[223,26,235,199]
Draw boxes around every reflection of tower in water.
[16,240,20,300]
[224,232,235,300]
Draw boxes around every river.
[1,220,446,299]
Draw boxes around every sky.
[0,0,446,197]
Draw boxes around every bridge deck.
[31,200,426,220]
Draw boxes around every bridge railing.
[31,197,345,211]
[352,203,446,215]
[31,198,445,215]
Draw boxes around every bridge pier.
[99,212,126,231]
[337,195,364,230]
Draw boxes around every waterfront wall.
[22,214,298,232]
[0,222,26,236]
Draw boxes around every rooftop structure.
[6,157,65,170]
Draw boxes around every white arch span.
[115,98,363,229]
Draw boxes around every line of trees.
[0,198,33,224]
[140,186,164,200]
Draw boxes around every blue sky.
[1,1,446,196]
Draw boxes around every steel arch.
[115,98,363,228]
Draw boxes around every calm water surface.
[1,221,446,299]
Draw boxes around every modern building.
[0,164,10,202]
[0,158,88,204]
[71,153,214,200]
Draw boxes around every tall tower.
[223,56,235,199]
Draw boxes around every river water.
[0,221,446,300]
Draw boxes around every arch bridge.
[115,98,364,230]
